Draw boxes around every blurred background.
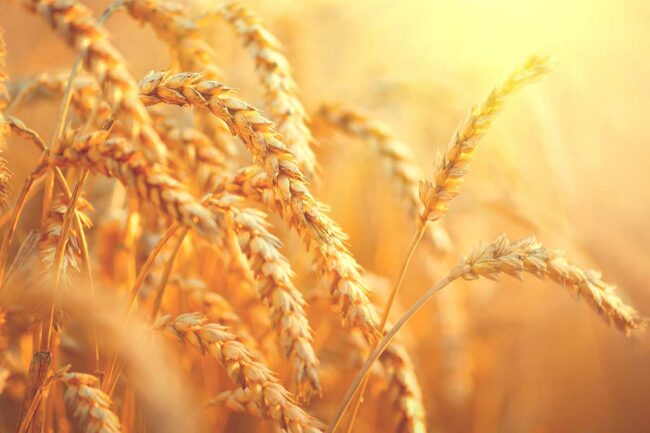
[1,0,649,432]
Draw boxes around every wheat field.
[0,0,648,432]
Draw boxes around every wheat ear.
[219,1,317,179]
[210,193,321,400]
[21,0,168,163]
[56,131,220,242]
[419,54,549,226]
[156,312,324,433]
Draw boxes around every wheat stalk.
[419,54,549,226]
[449,234,645,334]
[156,312,324,433]
[21,0,168,163]
[218,1,317,179]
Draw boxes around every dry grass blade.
[219,1,318,179]
[0,32,11,209]
[156,312,324,433]
[419,54,549,225]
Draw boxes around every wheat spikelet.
[419,54,549,225]
[21,0,168,162]
[210,193,321,400]
[56,131,220,242]
[219,1,317,179]
[39,193,93,285]
[156,312,324,433]
[60,372,122,433]
[317,103,451,253]
[140,71,380,337]
[450,234,645,335]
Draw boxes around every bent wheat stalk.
[55,131,220,242]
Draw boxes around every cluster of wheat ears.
[0,0,645,432]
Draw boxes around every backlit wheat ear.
[210,193,321,400]
[21,0,168,163]
[56,131,220,243]
[380,341,427,433]
[219,1,318,179]
[419,54,549,226]
[156,313,324,433]
[60,372,122,433]
[450,234,645,335]
[140,71,381,338]
[318,103,451,253]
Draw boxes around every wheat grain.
[21,0,168,163]
[419,54,549,226]
[156,312,324,433]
